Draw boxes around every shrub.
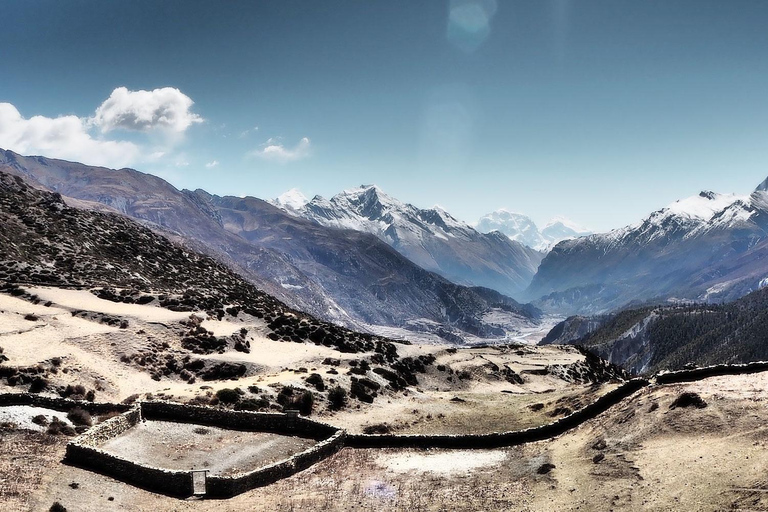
[67,407,92,426]
[297,390,314,415]
[305,373,325,391]
[49,502,67,512]
[29,377,48,393]
[235,398,270,411]
[328,386,347,410]
[47,418,76,436]
[62,384,87,399]
[363,423,391,434]
[276,386,295,407]
[32,414,49,426]
[215,388,241,404]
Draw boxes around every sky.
[1,0,768,232]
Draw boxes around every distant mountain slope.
[292,185,543,298]
[542,286,768,375]
[475,210,591,251]
[0,149,540,342]
[527,186,768,314]
[0,170,404,359]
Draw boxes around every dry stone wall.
[347,378,649,448]
[0,392,130,414]
[61,401,344,498]
[6,361,768,499]
[655,360,768,384]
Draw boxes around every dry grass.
[0,429,66,512]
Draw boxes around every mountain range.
[278,185,543,298]
[474,210,592,251]
[0,149,540,344]
[527,184,768,314]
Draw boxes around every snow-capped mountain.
[528,183,768,314]
[270,188,308,211]
[475,210,590,251]
[294,185,543,298]
[541,217,592,244]
[0,149,541,343]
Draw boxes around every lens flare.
[447,0,498,53]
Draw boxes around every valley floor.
[3,287,767,510]
[2,374,766,511]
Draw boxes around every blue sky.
[1,0,768,231]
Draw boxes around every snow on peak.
[543,216,589,234]
[272,188,308,211]
[755,176,768,193]
[662,191,743,222]
[475,210,590,251]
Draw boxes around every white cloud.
[0,102,139,168]
[205,160,219,168]
[251,137,311,163]
[0,87,203,169]
[91,86,203,133]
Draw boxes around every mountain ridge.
[291,184,543,298]
[0,148,541,344]
[527,181,768,314]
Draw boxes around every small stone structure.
[65,401,345,498]
[5,360,768,499]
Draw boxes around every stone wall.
[655,361,768,384]
[65,405,194,497]
[61,400,344,498]
[346,378,650,448]
[205,430,346,498]
[140,400,338,440]
[0,392,130,414]
[8,360,768,499]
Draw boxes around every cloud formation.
[205,160,219,168]
[252,137,311,163]
[0,87,203,168]
[0,102,139,167]
[91,87,203,133]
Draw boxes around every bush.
[276,386,295,407]
[49,502,67,512]
[363,423,391,434]
[215,388,241,404]
[62,384,87,399]
[305,373,325,391]
[297,390,314,415]
[67,407,92,426]
[29,377,48,393]
[328,386,347,410]
[32,414,49,426]
[47,418,76,436]
[235,398,270,411]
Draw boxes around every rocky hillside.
[542,286,768,374]
[0,170,403,360]
[0,149,540,343]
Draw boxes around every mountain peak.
[756,177,768,193]
[476,210,590,251]
[272,188,309,211]
[544,216,590,234]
